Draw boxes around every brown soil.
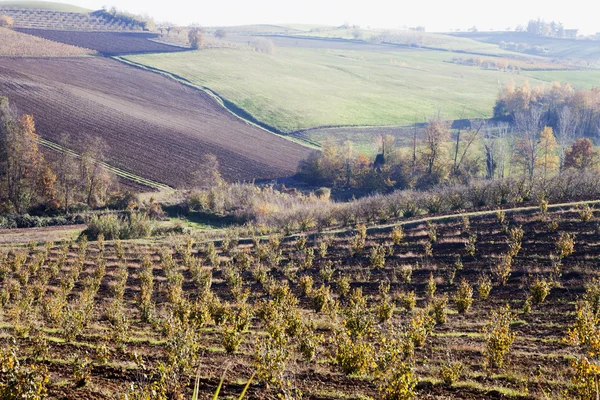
[0,57,312,187]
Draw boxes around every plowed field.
[14,29,185,55]
[0,57,310,187]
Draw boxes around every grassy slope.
[522,70,600,89]
[0,1,91,12]
[453,31,600,61]
[127,46,567,133]
[294,29,517,55]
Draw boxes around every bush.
[378,361,418,400]
[440,360,463,386]
[332,329,375,376]
[482,304,517,369]
[0,345,49,399]
[85,212,154,240]
[530,277,551,305]
[454,279,473,314]
[0,15,13,27]
[556,232,575,259]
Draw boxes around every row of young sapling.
[0,203,598,399]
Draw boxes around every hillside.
[453,31,600,63]
[16,28,185,55]
[0,26,95,56]
[0,197,598,398]
[125,43,594,135]
[0,5,145,31]
[292,28,516,55]
[0,57,311,187]
[0,0,91,13]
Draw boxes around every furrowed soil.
[0,205,597,399]
[0,57,311,187]
[14,29,185,56]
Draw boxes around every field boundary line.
[38,137,174,192]
[191,198,600,246]
[111,56,320,150]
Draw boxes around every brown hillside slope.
[0,26,95,56]
[0,57,311,186]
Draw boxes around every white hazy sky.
[43,0,600,34]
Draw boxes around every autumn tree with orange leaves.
[564,138,600,171]
[0,97,56,213]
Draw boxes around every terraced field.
[0,57,310,187]
[0,204,597,398]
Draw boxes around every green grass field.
[454,31,600,63]
[126,45,598,135]
[293,28,517,55]
[0,1,91,12]
[522,70,600,88]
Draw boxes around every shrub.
[312,284,334,313]
[454,279,473,314]
[425,272,436,299]
[0,345,49,399]
[391,225,404,245]
[408,308,435,347]
[507,226,524,258]
[482,304,517,369]
[319,261,335,283]
[493,254,513,286]
[465,233,477,256]
[370,244,386,269]
[85,213,154,240]
[477,275,493,300]
[530,277,551,305]
[336,275,350,298]
[398,291,416,312]
[378,361,418,400]
[556,232,575,259]
[299,274,314,296]
[298,322,323,361]
[578,204,594,222]
[399,264,412,284]
[377,295,395,323]
[440,360,463,386]
[222,325,243,354]
[332,329,375,376]
[430,295,448,325]
[426,221,437,243]
[0,15,14,27]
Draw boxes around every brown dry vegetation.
[0,204,598,399]
[0,27,95,56]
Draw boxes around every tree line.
[299,82,600,192]
[0,97,115,216]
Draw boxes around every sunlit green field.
[126,44,600,135]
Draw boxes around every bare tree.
[421,118,450,176]
[188,26,205,49]
[483,122,510,179]
[80,137,112,207]
[55,135,79,214]
[513,106,543,179]
[556,106,577,170]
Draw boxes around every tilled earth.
[0,57,311,187]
